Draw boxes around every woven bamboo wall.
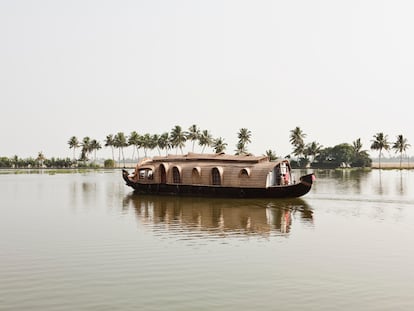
[134,158,284,188]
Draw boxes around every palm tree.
[264,150,277,161]
[128,131,141,160]
[290,127,307,165]
[291,139,305,165]
[170,125,187,154]
[289,126,306,145]
[352,138,363,154]
[371,132,390,169]
[141,133,152,157]
[305,141,322,165]
[68,136,80,161]
[235,141,248,155]
[151,134,160,155]
[199,129,213,153]
[104,134,116,162]
[292,142,305,158]
[90,139,101,162]
[36,151,45,168]
[351,138,371,167]
[158,132,171,156]
[12,155,19,168]
[187,124,200,152]
[114,132,128,167]
[236,128,252,155]
[290,127,306,149]
[392,135,410,169]
[212,137,227,153]
[81,137,92,163]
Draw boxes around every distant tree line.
[1,125,411,169]
[67,125,251,167]
[0,152,75,169]
[289,127,410,169]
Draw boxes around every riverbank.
[371,162,414,169]
[2,161,413,171]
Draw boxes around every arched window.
[239,168,250,178]
[192,167,201,184]
[212,167,221,185]
[159,164,167,184]
[172,166,181,184]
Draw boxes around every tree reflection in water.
[123,195,313,237]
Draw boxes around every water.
[1,169,414,310]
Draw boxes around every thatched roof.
[152,152,270,164]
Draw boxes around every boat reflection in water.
[124,195,313,238]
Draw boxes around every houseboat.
[122,153,315,198]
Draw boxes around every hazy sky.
[1,0,413,159]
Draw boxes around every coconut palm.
[392,135,410,169]
[104,134,116,162]
[199,130,213,153]
[292,142,305,159]
[90,139,101,162]
[12,155,19,168]
[370,132,390,169]
[114,132,128,167]
[264,150,277,161]
[158,132,171,156]
[351,138,371,167]
[128,131,141,160]
[36,151,45,168]
[151,134,160,155]
[352,138,363,154]
[290,127,307,165]
[236,128,252,155]
[68,136,80,161]
[170,125,187,154]
[291,140,305,164]
[187,124,200,152]
[80,136,92,163]
[212,137,227,153]
[289,126,306,145]
[305,141,322,165]
[235,141,248,155]
[140,133,152,157]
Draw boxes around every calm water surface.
[1,169,414,310]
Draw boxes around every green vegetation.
[235,128,252,155]
[313,143,372,168]
[213,137,227,154]
[264,150,277,161]
[370,132,390,169]
[289,126,306,165]
[0,156,75,169]
[1,125,411,170]
[392,134,411,169]
[68,136,80,161]
[104,159,115,168]
[114,132,128,166]
[288,128,403,169]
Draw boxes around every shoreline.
[371,162,414,169]
[2,161,413,171]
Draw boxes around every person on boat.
[284,173,290,185]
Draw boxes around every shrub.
[104,159,115,168]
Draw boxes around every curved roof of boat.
[150,152,285,165]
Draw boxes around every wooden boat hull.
[122,169,314,199]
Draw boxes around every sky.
[1,0,413,160]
